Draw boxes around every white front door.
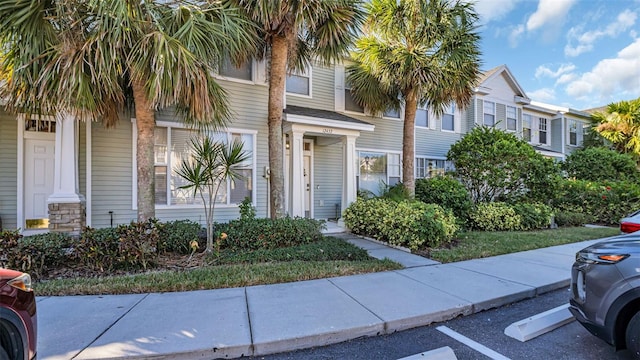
[303,140,313,218]
[24,137,55,229]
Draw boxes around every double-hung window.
[415,157,452,178]
[442,103,455,131]
[357,151,401,195]
[506,106,517,131]
[286,68,311,96]
[415,104,429,128]
[569,119,578,146]
[219,57,253,81]
[383,107,401,119]
[152,126,254,207]
[538,117,548,144]
[483,101,495,127]
[344,76,365,113]
[522,114,532,142]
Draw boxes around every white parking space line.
[436,326,511,360]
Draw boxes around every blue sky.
[474,0,640,110]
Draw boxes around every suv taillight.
[621,222,640,233]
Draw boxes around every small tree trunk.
[403,90,418,198]
[267,35,289,219]
[132,78,156,222]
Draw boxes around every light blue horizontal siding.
[313,140,343,219]
[0,111,18,229]
[287,64,335,111]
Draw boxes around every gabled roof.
[529,100,591,119]
[476,65,530,104]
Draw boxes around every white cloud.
[509,25,525,47]
[528,88,556,102]
[526,0,576,31]
[535,63,576,79]
[565,38,640,104]
[565,9,638,57]
[473,0,522,24]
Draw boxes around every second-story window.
[539,117,548,144]
[383,107,401,119]
[483,101,495,127]
[286,68,311,96]
[569,119,578,146]
[219,57,252,81]
[344,77,365,113]
[416,104,429,128]
[507,106,517,131]
[523,114,532,142]
[442,103,455,131]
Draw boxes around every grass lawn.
[35,226,621,296]
[428,226,621,263]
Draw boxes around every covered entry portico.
[283,106,374,220]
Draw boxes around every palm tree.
[592,98,640,159]
[0,0,257,221]
[229,0,364,218]
[347,0,481,196]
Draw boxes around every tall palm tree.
[593,98,640,159]
[348,0,481,196]
[229,0,364,219]
[0,0,257,221]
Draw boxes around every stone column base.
[48,202,86,236]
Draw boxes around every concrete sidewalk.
[36,234,603,360]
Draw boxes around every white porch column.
[288,130,305,217]
[340,135,357,220]
[47,112,85,234]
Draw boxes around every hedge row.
[343,198,457,251]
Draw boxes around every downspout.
[560,112,566,160]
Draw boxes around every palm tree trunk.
[132,78,157,222]
[267,35,288,219]
[403,91,418,197]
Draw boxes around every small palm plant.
[176,135,249,253]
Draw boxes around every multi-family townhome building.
[0,61,591,234]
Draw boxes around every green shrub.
[470,202,521,231]
[512,203,552,230]
[239,197,256,220]
[448,127,560,203]
[562,147,639,182]
[552,179,640,224]
[0,231,72,278]
[157,220,203,254]
[343,198,394,241]
[71,227,120,272]
[554,210,595,227]
[379,182,411,202]
[344,198,457,251]
[415,176,472,226]
[218,217,325,251]
[216,237,372,264]
[116,219,160,270]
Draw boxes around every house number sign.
[322,128,333,134]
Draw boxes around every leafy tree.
[176,136,250,253]
[562,147,639,182]
[347,0,481,196]
[0,0,257,221]
[592,98,640,160]
[230,0,364,218]
[447,127,557,203]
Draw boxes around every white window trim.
[356,148,403,185]
[538,117,549,146]
[483,100,496,127]
[415,155,452,179]
[441,103,457,133]
[414,104,433,130]
[131,119,258,210]
[286,67,312,98]
[214,58,267,85]
[506,105,517,132]
[522,113,533,143]
[568,119,579,147]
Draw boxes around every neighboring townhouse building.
[0,62,590,234]
[467,65,591,161]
